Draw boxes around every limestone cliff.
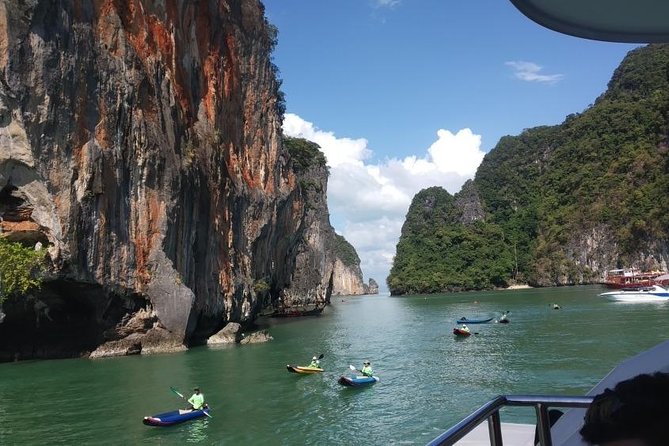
[364,278,379,294]
[0,0,353,361]
[280,137,371,304]
[331,258,365,296]
[329,233,368,296]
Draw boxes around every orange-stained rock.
[0,0,366,362]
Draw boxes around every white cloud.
[505,61,564,84]
[282,114,371,167]
[373,0,401,8]
[283,113,485,292]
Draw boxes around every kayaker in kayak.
[460,324,470,333]
[309,356,320,368]
[499,311,509,323]
[361,360,373,377]
[187,387,206,411]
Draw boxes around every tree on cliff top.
[0,238,44,304]
[283,136,327,172]
[331,233,360,267]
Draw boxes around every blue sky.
[263,0,639,291]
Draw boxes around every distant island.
[388,44,669,295]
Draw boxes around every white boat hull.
[599,285,669,302]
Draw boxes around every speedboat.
[598,285,669,302]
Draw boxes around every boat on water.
[456,317,493,324]
[599,284,669,302]
[602,268,668,289]
[142,408,210,427]
[286,365,324,374]
[337,375,379,387]
[453,327,471,337]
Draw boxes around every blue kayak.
[456,317,493,324]
[143,408,210,426]
[338,375,379,387]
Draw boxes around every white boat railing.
[426,394,593,446]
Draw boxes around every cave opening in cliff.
[0,280,146,362]
[0,183,23,220]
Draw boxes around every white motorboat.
[598,284,669,302]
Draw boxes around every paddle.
[170,387,213,418]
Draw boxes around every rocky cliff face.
[0,0,348,361]
[331,262,379,296]
[331,259,365,296]
[453,180,485,225]
[329,234,371,296]
[364,278,379,294]
[279,136,371,307]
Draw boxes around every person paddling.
[361,360,374,377]
[187,387,206,411]
[309,355,320,368]
[460,324,471,333]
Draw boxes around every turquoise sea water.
[2,285,669,445]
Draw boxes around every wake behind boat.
[599,284,669,302]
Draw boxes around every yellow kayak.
[286,365,324,374]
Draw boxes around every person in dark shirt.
[580,372,669,446]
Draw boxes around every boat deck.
[429,340,669,445]
[455,423,534,445]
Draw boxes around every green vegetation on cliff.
[331,233,360,268]
[388,44,669,295]
[388,188,513,294]
[0,238,44,304]
[284,136,327,172]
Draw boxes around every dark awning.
[509,0,669,43]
